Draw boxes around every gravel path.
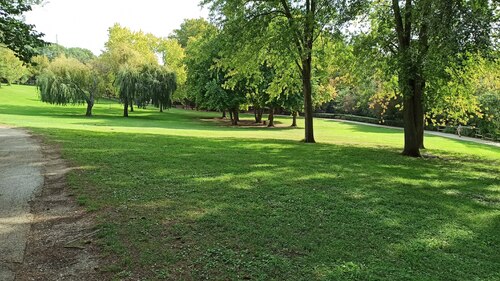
[0,126,44,281]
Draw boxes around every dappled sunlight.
[1,86,499,279]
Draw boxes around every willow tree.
[115,66,140,117]
[203,0,366,143]
[38,56,99,116]
[141,64,178,112]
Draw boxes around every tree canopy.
[38,55,101,116]
[0,0,45,62]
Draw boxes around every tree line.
[1,0,498,157]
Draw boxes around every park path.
[0,126,44,281]
[328,119,500,148]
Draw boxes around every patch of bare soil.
[201,117,294,128]
[16,137,104,281]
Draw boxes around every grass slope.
[1,85,499,280]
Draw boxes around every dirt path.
[0,126,44,281]
[0,126,102,280]
[327,119,500,148]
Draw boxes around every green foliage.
[170,18,216,48]
[115,65,140,105]
[0,0,45,62]
[116,64,177,113]
[39,43,96,63]
[0,46,28,85]
[37,56,100,116]
[140,64,177,111]
[184,27,243,112]
[28,54,49,78]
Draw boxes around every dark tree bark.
[85,100,94,117]
[231,110,239,125]
[415,78,425,149]
[268,107,275,127]
[401,77,421,157]
[392,0,423,157]
[160,104,163,113]
[281,0,316,143]
[123,98,129,117]
[222,110,227,119]
[291,111,298,127]
[130,100,134,112]
[254,107,263,123]
[300,1,316,143]
[85,91,94,117]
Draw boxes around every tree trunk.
[130,100,134,112]
[85,92,94,117]
[160,104,163,113]
[123,98,129,117]
[231,110,238,125]
[268,107,275,127]
[392,0,422,157]
[415,78,425,149]
[235,110,240,122]
[302,58,315,143]
[229,111,233,122]
[402,78,421,157]
[254,107,263,123]
[291,111,298,127]
[85,100,94,117]
[222,110,226,119]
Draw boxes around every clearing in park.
[0,85,498,280]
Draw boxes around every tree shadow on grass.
[48,128,500,280]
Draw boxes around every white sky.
[25,0,208,55]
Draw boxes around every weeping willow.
[146,65,177,112]
[37,57,97,117]
[116,64,177,116]
[116,66,140,117]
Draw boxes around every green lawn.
[1,85,499,280]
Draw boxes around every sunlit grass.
[1,85,499,280]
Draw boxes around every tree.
[141,64,177,112]
[40,44,96,63]
[203,0,366,142]
[0,46,28,85]
[371,0,496,156]
[170,18,216,48]
[100,24,160,100]
[115,66,139,117]
[38,56,100,116]
[158,38,187,105]
[0,0,45,62]
[28,54,49,78]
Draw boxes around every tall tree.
[375,0,496,156]
[203,0,366,142]
[170,18,216,48]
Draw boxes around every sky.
[25,0,209,55]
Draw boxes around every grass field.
[1,85,499,280]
